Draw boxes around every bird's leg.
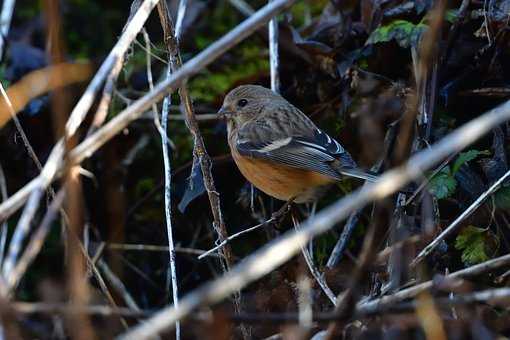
[270,198,295,228]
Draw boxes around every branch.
[0,0,15,58]
[268,0,280,92]
[357,253,510,314]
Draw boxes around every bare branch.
[357,253,510,314]
[292,215,337,306]
[0,0,15,58]
[268,0,280,92]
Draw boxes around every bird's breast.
[228,138,334,203]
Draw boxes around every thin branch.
[292,215,337,306]
[268,0,280,92]
[0,0,15,58]
[97,259,140,311]
[12,302,151,318]
[174,0,187,40]
[5,189,65,291]
[198,216,276,260]
[199,200,293,259]
[155,2,185,339]
[228,0,254,16]
[117,98,510,339]
[0,82,42,171]
[106,243,218,256]
[1,187,44,279]
[326,211,360,268]
[412,168,510,266]
[357,253,510,314]
[0,162,8,265]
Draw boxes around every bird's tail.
[339,168,379,182]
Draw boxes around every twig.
[0,0,15,58]
[155,2,186,339]
[357,253,510,314]
[199,200,292,259]
[5,189,65,291]
[1,187,44,279]
[326,211,360,268]
[0,162,8,265]
[0,82,42,171]
[174,0,187,40]
[140,112,220,121]
[324,210,380,340]
[412,168,510,267]
[297,275,312,329]
[292,215,337,306]
[106,243,218,256]
[268,0,280,92]
[97,259,140,311]
[117,98,510,339]
[12,302,151,318]
[0,1,156,260]
[228,0,254,16]
[198,217,276,260]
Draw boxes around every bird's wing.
[235,117,360,181]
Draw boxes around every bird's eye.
[237,99,248,107]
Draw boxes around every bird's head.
[217,85,282,129]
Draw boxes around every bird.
[218,85,378,204]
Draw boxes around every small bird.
[218,85,378,203]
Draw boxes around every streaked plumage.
[218,85,377,203]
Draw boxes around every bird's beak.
[217,107,233,120]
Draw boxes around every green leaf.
[445,10,459,23]
[495,186,510,210]
[429,167,457,199]
[135,178,155,197]
[454,226,490,265]
[366,20,428,48]
[451,149,489,174]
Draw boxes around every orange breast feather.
[231,147,335,202]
